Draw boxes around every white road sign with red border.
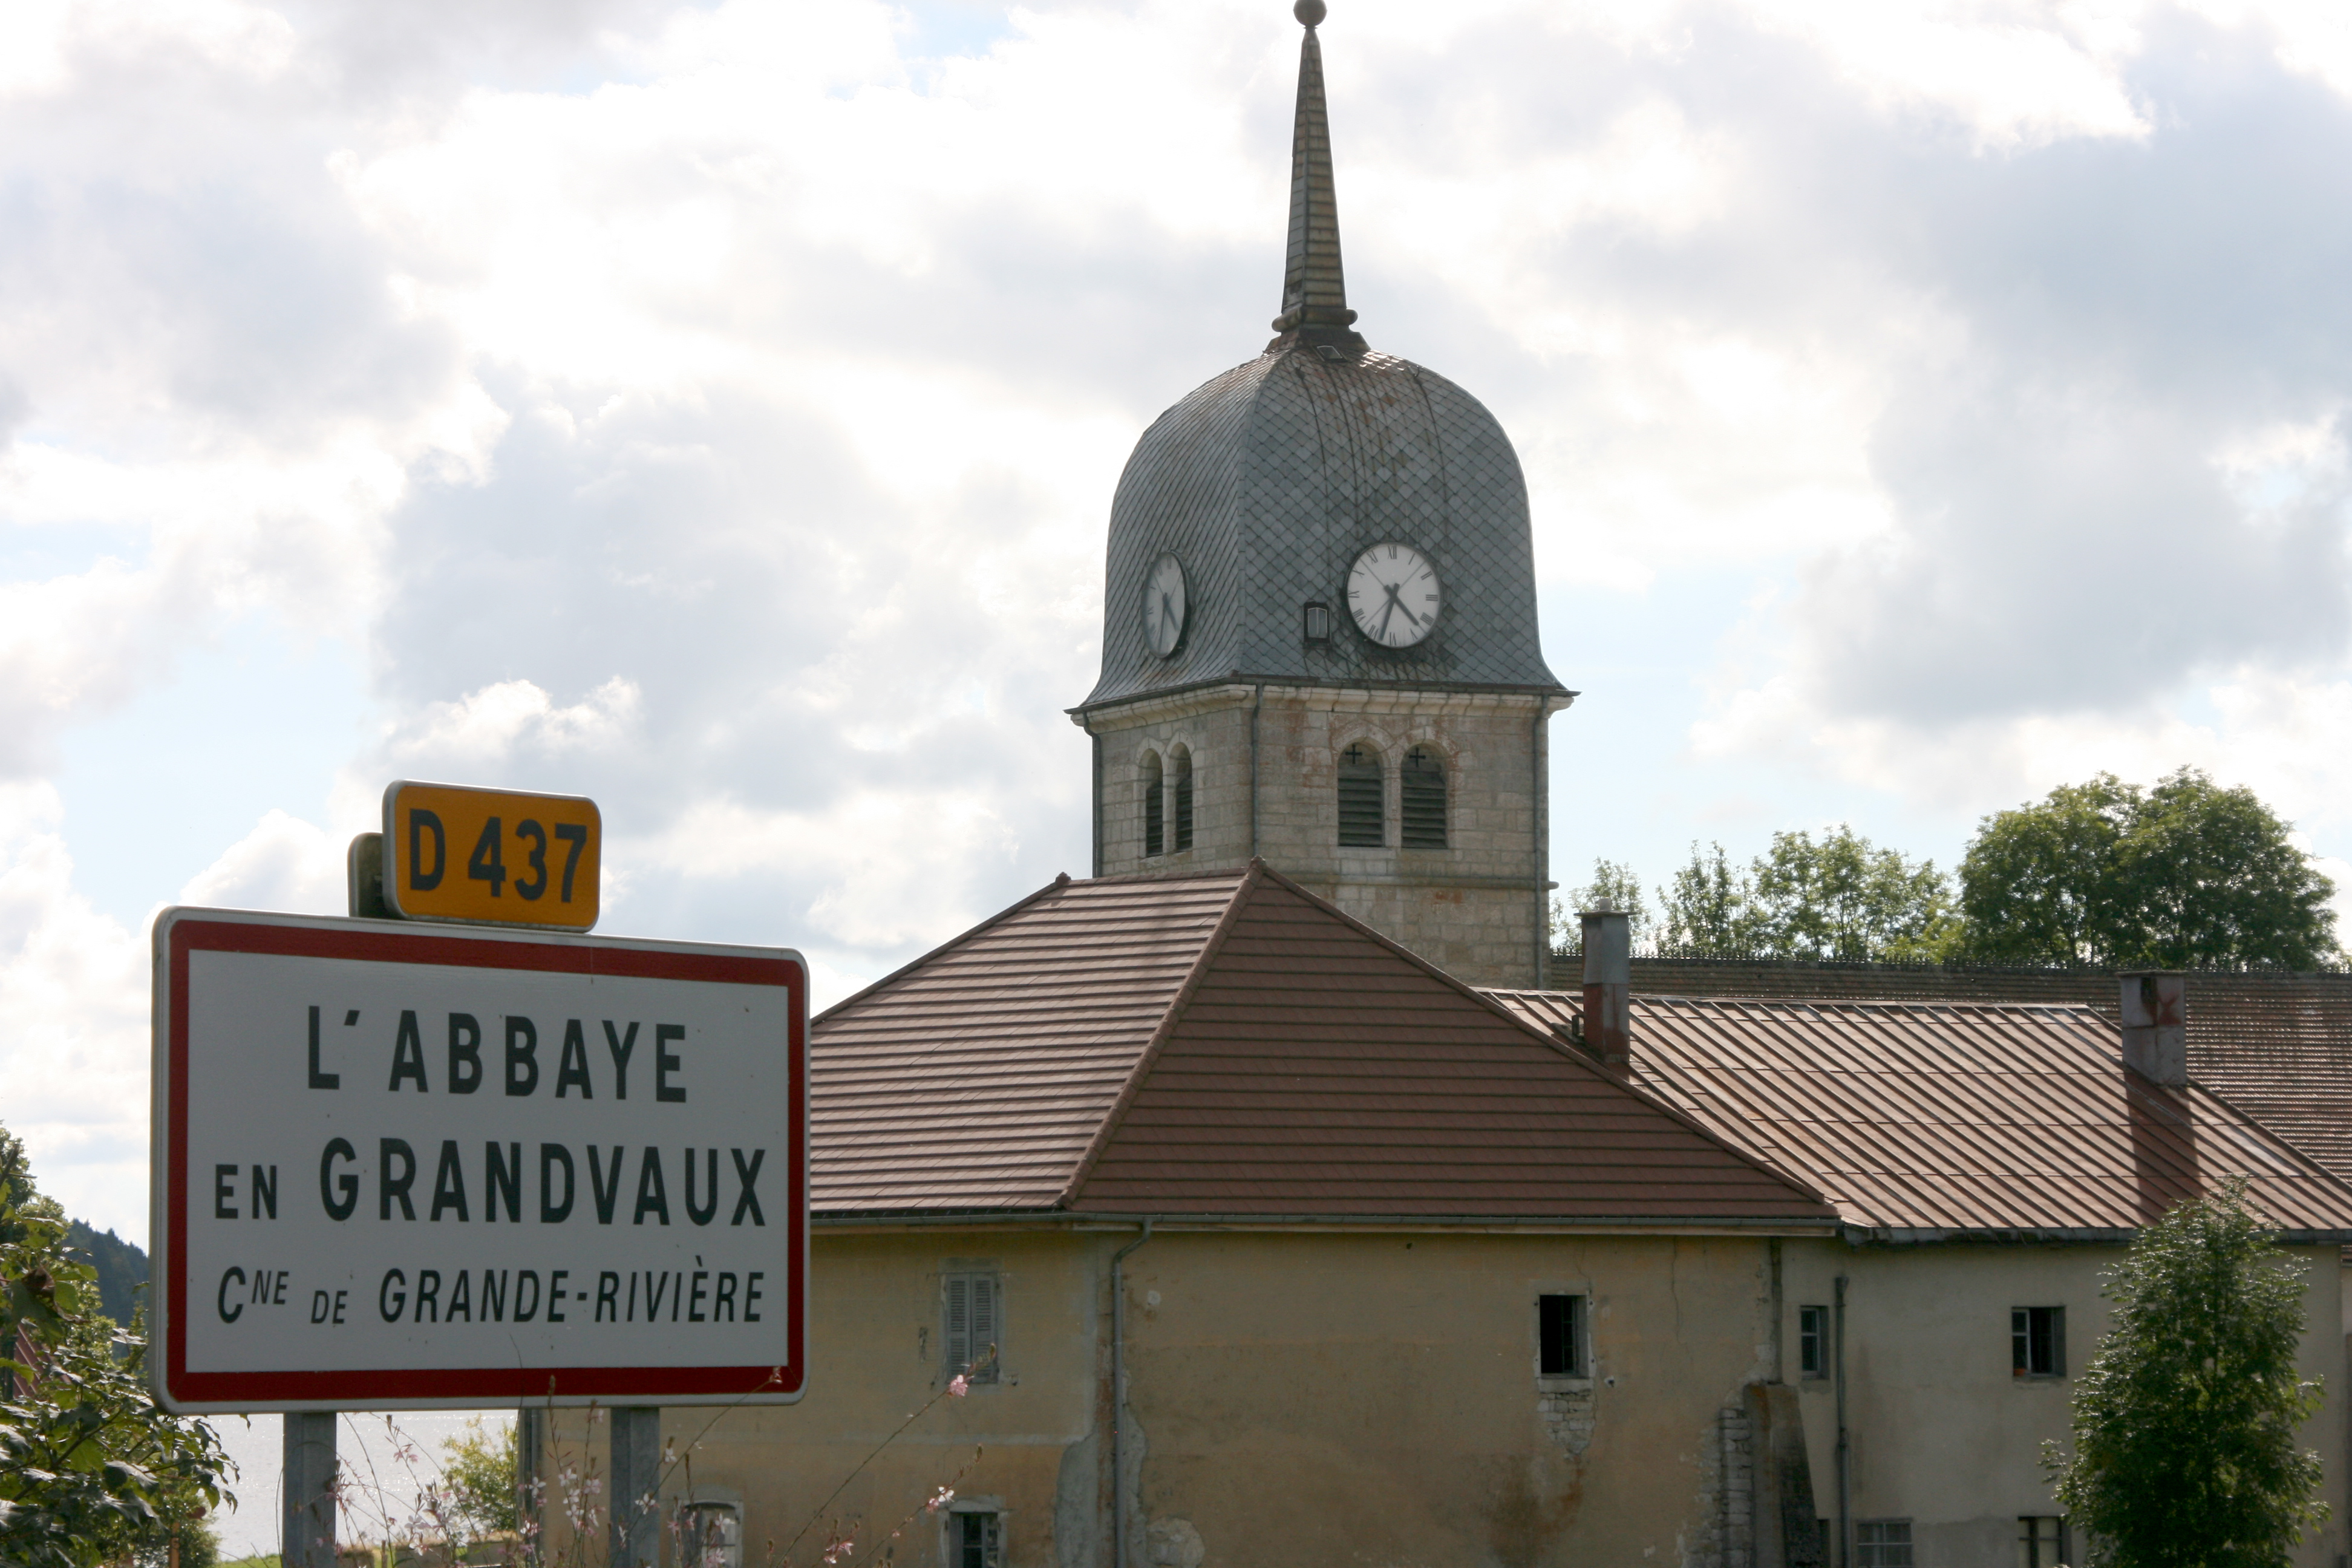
[150,907,806,1412]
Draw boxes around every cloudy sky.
[11,0,2352,1241]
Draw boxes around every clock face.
[1142,553,1187,658]
[1347,541,1442,648]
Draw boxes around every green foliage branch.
[0,1126,233,1568]
[2048,1177,2328,1566]
[1624,829,1960,962]
[1962,768,2337,969]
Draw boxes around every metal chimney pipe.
[1581,906,1632,1070]
[2119,972,2187,1086]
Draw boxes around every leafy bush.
[1,1125,234,1568]
[2049,1177,2330,1565]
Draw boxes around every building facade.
[1070,6,1572,989]
[567,867,1847,1568]
[1490,973,2352,1566]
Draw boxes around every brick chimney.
[2120,972,2186,1086]
[1581,905,1632,1071]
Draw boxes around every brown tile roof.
[1593,959,2352,1187]
[1485,989,2352,1238]
[811,872,1246,1214]
[811,866,1835,1225]
[2178,984,2352,1186]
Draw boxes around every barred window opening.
[1798,1304,1829,1377]
[1537,1294,1586,1377]
[955,1512,1002,1568]
[678,1504,743,1568]
[2012,1306,2065,1377]
[1142,752,1164,858]
[1172,747,1194,852]
[1338,743,1383,848]
[1401,745,1446,848]
[1857,1521,1913,1568]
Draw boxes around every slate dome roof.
[1078,9,1567,713]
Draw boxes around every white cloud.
[1743,0,2151,149]
[15,0,2352,1239]
[177,807,346,916]
[0,783,146,1239]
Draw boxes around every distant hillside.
[66,1220,148,1327]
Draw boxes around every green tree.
[0,1128,233,1568]
[437,1415,520,1545]
[1552,859,1651,950]
[2049,1177,2329,1566]
[1962,769,2338,969]
[1660,841,1756,956]
[1747,825,1960,962]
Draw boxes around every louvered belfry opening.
[1142,751,1166,857]
[1400,745,1446,848]
[1171,746,1195,852]
[1337,742,1383,847]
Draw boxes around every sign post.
[152,826,806,1564]
[282,1411,336,1568]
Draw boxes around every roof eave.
[1839,1224,2352,1247]
[812,1207,1844,1235]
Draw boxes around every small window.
[1856,1520,1913,1568]
[1337,743,1383,847]
[1142,753,1164,858]
[1171,747,1194,853]
[1302,601,1331,643]
[2019,1517,2066,1568]
[1798,1304,1828,1377]
[677,1502,742,1568]
[2013,1306,2065,1378]
[1400,746,1446,848]
[955,1511,1002,1568]
[1537,1293,1585,1377]
[944,1272,1002,1383]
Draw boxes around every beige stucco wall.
[1117,1229,1782,1568]
[1783,1240,2349,1567]
[540,1227,2352,1568]
[552,1224,1797,1568]
[1083,684,1564,988]
[544,1230,1103,1568]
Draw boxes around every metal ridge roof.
[810,866,1834,1224]
[1481,989,2352,1238]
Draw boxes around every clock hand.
[1160,592,1175,633]
[1379,581,1423,635]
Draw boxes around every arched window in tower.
[1142,751,1165,858]
[1401,746,1447,848]
[1171,746,1195,852]
[1337,743,1384,847]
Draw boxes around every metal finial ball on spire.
[1294,0,1325,27]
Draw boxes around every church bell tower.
[1070,1,1574,988]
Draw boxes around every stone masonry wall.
[1085,684,1565,988]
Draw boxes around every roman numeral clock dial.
[1142,552,1188,658]
[1347,542,1442,649]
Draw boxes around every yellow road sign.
[381,781,601,930]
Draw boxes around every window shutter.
[1143,774,1165,857]
[972,1275,998,1380]
[2011,1308,2026,1376]
[1337,745,1383,847]
[944,1276,970,1375]
[1173,755,1194,852]
[1400,747,1446,848]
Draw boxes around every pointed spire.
[1269,0,1367,353]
